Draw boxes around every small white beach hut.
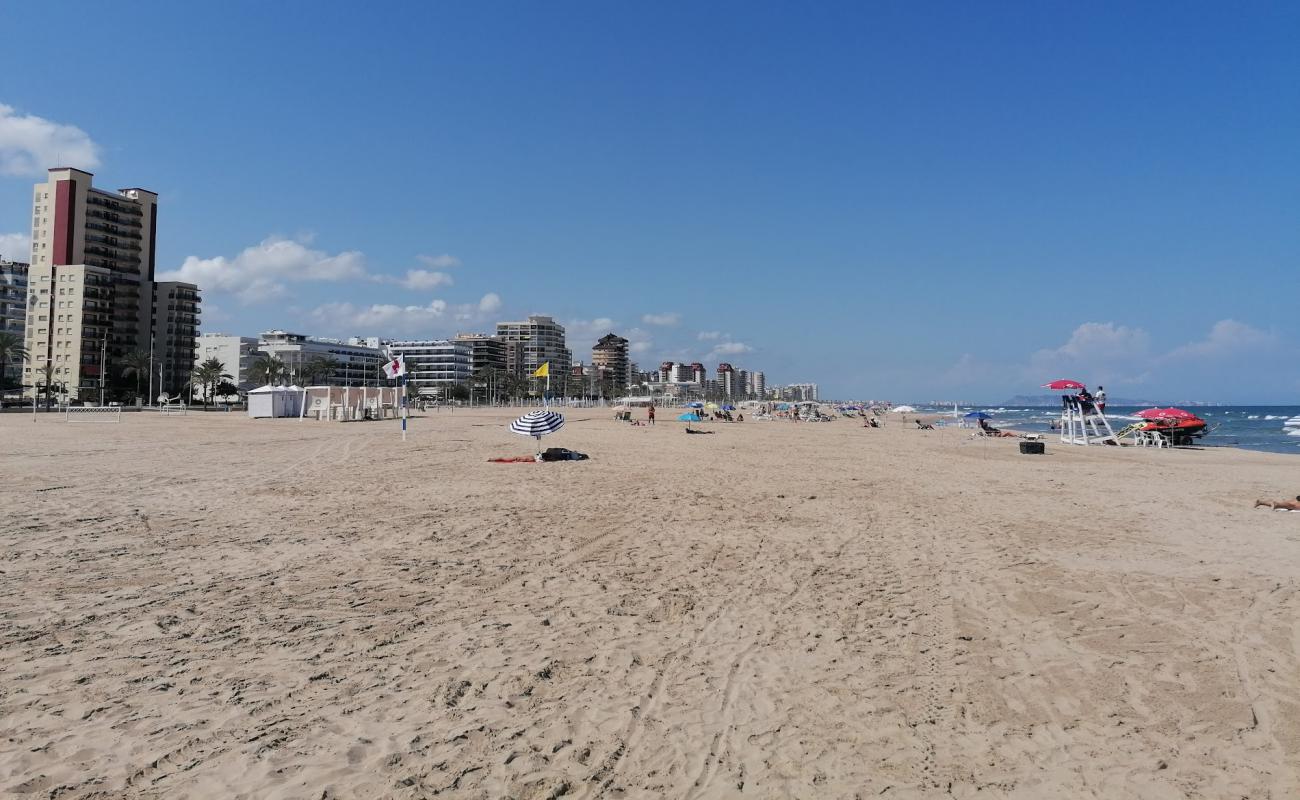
[247,385,303,418]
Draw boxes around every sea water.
[928,406,1300,455]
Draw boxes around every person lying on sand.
[685,428,715,435]
[1255,496,1300,511]
[915,419,935,430]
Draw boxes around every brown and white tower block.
[23,168,200,401]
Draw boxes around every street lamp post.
[99,338,107,407]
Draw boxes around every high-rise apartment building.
[495,315,571,381]
[747,371,765,399]
[717,362,738,397]
[591,332,629,394]
[22,168,200,401]
[152,282,201,394]
[1,258,28,390]
[0,258,27,335]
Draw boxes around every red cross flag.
[382,354,406,380]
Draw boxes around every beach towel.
[488,456,538,463]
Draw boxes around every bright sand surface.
[2,409,1300,799]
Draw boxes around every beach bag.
[541,447,589,461]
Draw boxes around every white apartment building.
[386,339,472,397]
[257,330,384,386]
[776,382,819,402]
[196,333,261,395]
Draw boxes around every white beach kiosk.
[246,385,304,418]
[300,385,399,421]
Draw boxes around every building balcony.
[86,210,143,228]
[85,222,143,240]
[86,196,144,216]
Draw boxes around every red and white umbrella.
[1041,379,1086,390]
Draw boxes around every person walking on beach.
[647,404,655,425]
[1095,386,1107,414]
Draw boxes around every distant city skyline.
[1,3,1297,402]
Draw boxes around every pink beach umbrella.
[1041,379,1086,391]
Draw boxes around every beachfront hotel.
[495,315,572,380]
[386,338,472,397]
[256,330,385,386]
[22,167,201,401]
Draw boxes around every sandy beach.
[2,408,1299,799]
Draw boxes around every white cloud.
[310,292,503,337]
[312,299,449,336]
[1033,322,1151,364]
[625,327,654,356]
[0,104,101,176]
[1026,322,1152,385]
[565,317,619,349]
[0,231,31,261]
[396,269,454,290]
[203,303,230,324]
[642,312,681,326]
[418,254,461,269]
[697,330,723,341]
[709,341,753,358]
[1167,319,1276,360]
[159,236,368,304]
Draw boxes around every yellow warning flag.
[532,362,550,378]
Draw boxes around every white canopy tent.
[247,385,304,418]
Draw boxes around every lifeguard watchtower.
[1059,395,1118,445]
[1043,380,1119,446]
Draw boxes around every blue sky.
[2,2,1297,402]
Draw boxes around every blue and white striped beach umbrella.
[510,409,565,450]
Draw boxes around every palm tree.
[0,331,27,393]
[120,349,151,402]
[190,357,232,407]
[248,354,287,387]
[38,362,56,410]
[299,355,340,386]
[213,380,239,405]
